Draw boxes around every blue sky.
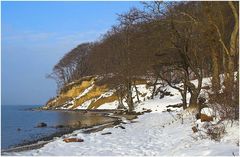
[1,1,142,105]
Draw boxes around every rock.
[101,132,112,135]
[126,111,142,115]
[55,125,65,128]
[166,103,183,108]
[165,91,171,96]
[37,122,47,128]
[117,125,125,129]
[192,126,198,133]
[160,94,164,99]
[113,120,121,125]
[123,115,138,120]
[144,109,152,113]
[196,113,213,122]
[166,109,172,112]
[63,138,84,143]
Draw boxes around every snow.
[97,100,119,110]
[76,90,115,109]
[134,85,187,113]
[76,84,94,99]
[6,76,238,156]
[190,77,212,89]
[76,100,93,109]
[201,107,214,117]
[100,90,114,98]
[8,108,239,156]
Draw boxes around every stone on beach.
[63,138,84,143]
[101,132,112,135]
[37,122,47,128]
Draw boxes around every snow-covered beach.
[7,107,239,156]
[5,79,239,156]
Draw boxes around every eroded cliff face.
[44,76,151,110]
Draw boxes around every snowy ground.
[7,98,239,156]
[6,77,239,156]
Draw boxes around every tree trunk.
[189,91,199,108]
[225,55,235,106]
[234,71,239,119]
[126,81,134,112]
[188,76,202,113]
[211,49,220,92]
[151,75,159,99]
[133,81,140,103]
[117,92,125,109]
[182,81,188,110]
[117,102,126,109]
[181,90,187,110]
[227,55,235,87]
[222,1,239,109]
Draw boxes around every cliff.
[43,76,151,110]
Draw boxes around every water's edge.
[1,109,138,154]
[1,119,120,153]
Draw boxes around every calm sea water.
[1,105,113,149]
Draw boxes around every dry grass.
[46,76,148,110]
[135,79,147,85]
[60,76,94,94]
[46,77,94,108]
[63,79,94,98]
[87,94,118,109]
[72,85,109,109]
[46,96,72,108]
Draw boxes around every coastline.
[1,109,138,154]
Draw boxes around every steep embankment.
[44,76,152,110]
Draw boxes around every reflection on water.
[56,111,115,127]
[2,105,116,149]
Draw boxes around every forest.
[48,1,239,120]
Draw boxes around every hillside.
[44,74,213,112]
[44,76,153,111]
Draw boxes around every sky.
[1,1,142,106]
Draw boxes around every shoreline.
[30,107,126,115]
[1,109,138,154]
[1,120,119,154]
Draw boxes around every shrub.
[208,80,239,120]
[206,122,225,141]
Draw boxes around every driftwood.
[63,138,84,143]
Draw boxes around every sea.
[1,105,112,150]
